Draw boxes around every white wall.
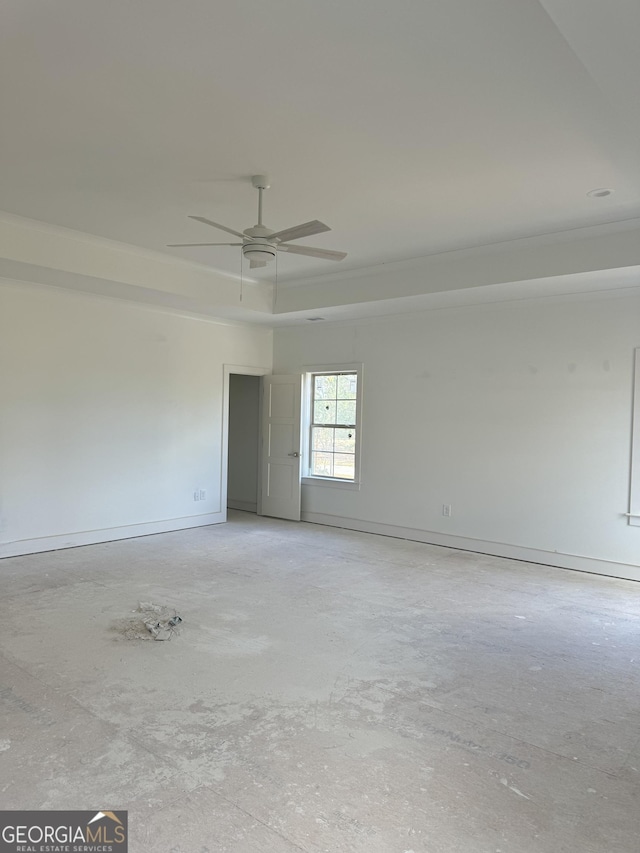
[227,374,261,512]
[0,280,272,557]
[274,290,640,580]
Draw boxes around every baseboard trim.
[0,513,225,559]
[300,512,640,582]
[227,499,258,513]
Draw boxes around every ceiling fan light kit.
[168,175,347,269]
[243,244,276,264]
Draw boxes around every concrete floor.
[1,511,639,852]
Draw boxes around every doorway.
[227,373,262,513]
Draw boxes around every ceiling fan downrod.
[251,175,271,227]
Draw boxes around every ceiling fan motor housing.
[242,239,277,264]
[243,224,277,263]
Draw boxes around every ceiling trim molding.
[274,219,640,315]
[0,211,273,317]
[277,215,640,291]
[0,209,260,284]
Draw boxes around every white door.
[259,374,303,521]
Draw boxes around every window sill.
[302,477,361,491]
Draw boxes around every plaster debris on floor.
[110,602,183,641]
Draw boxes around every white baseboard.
[5,509,638,583]
[0,512,225,559]
[227,499,258,513]
[301,511,640,583]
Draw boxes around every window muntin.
[309,372,358,480]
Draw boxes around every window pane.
[337,374,357,399]
[333,454,355,479]
[311,427,334,451]
[334,428,355,454]
[335,399,356,425]
[314,375,337,400]
[313,400,336,424]
[308,370,358,483]
[311,451,334,477]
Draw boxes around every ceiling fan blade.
[277,244,347,261]
[188,215,245,238]
[249,259,268,269]
[269,220,330,243]
[167,242,243,247]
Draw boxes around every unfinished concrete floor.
[1,511,639,852]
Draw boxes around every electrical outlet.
[442,504,452,517]
[199,489,206,501]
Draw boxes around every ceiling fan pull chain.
[274,250,278,309]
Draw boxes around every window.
[307,369,360,482]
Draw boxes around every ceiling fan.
[168,175,347,269]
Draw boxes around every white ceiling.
[1,0,639,303]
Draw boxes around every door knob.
[288,452,300,457]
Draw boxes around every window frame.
[629,347,640,527]
[302,363,363,489]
